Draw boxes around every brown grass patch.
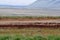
[0,27,60,36]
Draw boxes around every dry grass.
[0,27,60,40]
[0,27,60,36]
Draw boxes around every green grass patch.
[0,16,60,19]
[0,35,60,40]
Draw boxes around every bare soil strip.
[0,20,60,28]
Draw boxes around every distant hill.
[28,0,60,9]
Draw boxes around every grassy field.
[0,16,60,21]
[0,28,60,35]
[0,16,60,19]
[0,28,60,40]
[0,34,60,40]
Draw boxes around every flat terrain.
[0,9,60,16]
[0,8,60,39]
[0,8,60,40]
[0,28,60,36]
[0,19,59,36]
[0,17,59,40]
[0,20,60,24]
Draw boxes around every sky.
[0,0,60,9]
[0,0,36,6]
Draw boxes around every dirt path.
[0,20,60,25]
[0,20,59,28]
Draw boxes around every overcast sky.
[0,0,36,5]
